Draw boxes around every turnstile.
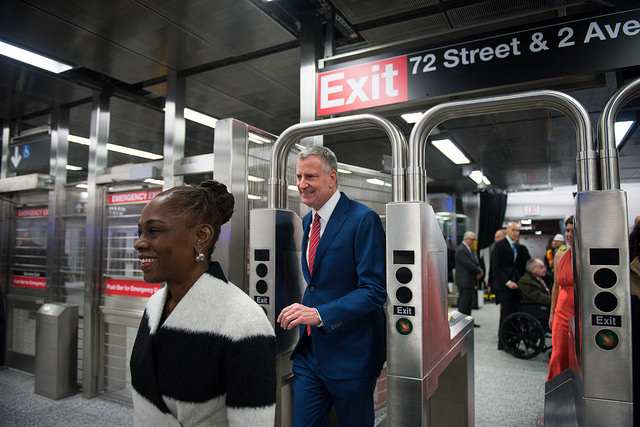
[249,209,305,427]
[250,114,407,426]
[544,77,639,426]
[393,89,598,426]
[386,201,474,426]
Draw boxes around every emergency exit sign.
[524,205,540,216]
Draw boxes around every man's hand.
[277,303,320,330]
[506,281,518,290]
[475,270,484,280]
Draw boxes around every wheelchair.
[499,297,552,359]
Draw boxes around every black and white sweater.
[130,263,276,426]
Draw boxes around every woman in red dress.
[548,215,574,380]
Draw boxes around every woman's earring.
[195,251,205,262]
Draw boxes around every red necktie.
[306,213,321,336]
[308,213,321,274]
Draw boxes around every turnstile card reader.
[386,201,474,427]
[249,208,306,427]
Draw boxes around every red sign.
[108,190,161,205]
[16,208,48,218]
[105,278,161,298]
[317,56,407,116]
[13,275,46,289]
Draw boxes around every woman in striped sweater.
[130,180,276,426]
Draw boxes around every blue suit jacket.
[291,192,387,380]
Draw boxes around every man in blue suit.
[277,146,387,427]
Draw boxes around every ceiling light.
[144,178,164,185]
[248,194,261,200]
[0,40,73,74]
[68,134,163,160]
[615,120,634,147]
[248,175,264,182]
[75,183,88,189]
[184,108,217,128]
[469,170,483,184]
[66,165,82,171]
[366,178,385,186]
[482,176,491,186]
[432,139,470,164]
[248,132,273,144]
[337,168,352,174]
[401,112,423,124]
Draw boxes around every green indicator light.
[595,329,619,350]
[396,318,413,335]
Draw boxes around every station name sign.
[318,7,640,116]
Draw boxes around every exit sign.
[524,205,540,216]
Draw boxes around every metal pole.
[268,114,407,209]
[408,90,596,201]
[597,76,640,190]
[83,89,110,397]
[46,106,69,303]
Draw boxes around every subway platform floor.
[0,302,548,426]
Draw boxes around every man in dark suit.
[491,221,530,349]
[455,231,484,318]
[277,146,386,427]
[518,258,551,306]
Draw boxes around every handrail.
[408,90,596,201]
[268,114,407,209]
[597,76,640,190]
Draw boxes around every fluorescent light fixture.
[385,182,391,187]
[66,165,82,171]
[288,185,299,192]
[482,176,491,186]
[366,178,385,186]
[521,219,532,225]
[75,183,88,189]
[432,139,470,164]
[248,175,264,182]
[68,134,163,160]
[401,112,424,124]
[337,168,352,174]
[535,230,542,235]
[0,40,73,74]
[144,178,164,186]
[615,120,634,147]
[248,194,261,200]
[469,170,484,184]
[248,132,273,144]
[184,108,217,129]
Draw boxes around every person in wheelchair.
[517,258,551,330]
[518,258,551,307]
[500,258,553,359]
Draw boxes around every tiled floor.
[0,301,548,426]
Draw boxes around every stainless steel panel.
[249,208,306,427]
[574,190,632,403]
[386,201,474,426]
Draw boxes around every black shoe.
[474,324,481,328]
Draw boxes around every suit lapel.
[310,192,349,277]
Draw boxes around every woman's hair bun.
[200,180,234,224]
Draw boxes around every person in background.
[130,180,276,426]
[455,231,484,325]
[491,221,531,349]
[487,229,507,296]
[544,233,567,274]
[518,258,551,307]
[629,221,640,424]
[277,146,386,427]
[548,215,574,380]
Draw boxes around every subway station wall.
[504,183,640,232]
